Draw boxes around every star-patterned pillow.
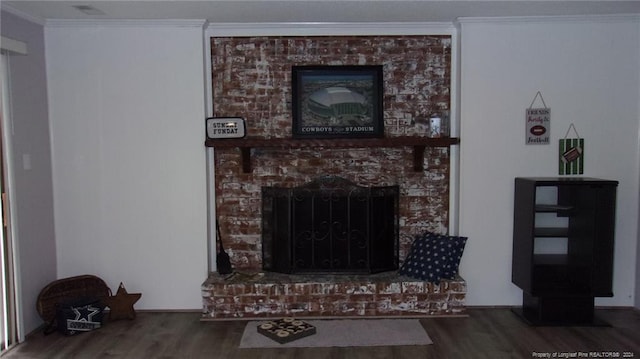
[398,231,468,283]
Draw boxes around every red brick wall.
[211,35,452,271]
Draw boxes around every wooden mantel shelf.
[205,136,460,173]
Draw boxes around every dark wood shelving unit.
[205,136,460,173]
[512,177,618,326]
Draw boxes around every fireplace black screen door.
[262,176,399,274]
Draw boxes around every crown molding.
[206,21,456,37]
[45,19,207,28]
[1,3,46,25]
[457,13,640,25]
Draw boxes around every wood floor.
[3,308,639,359]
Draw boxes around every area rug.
[239,318,433,348]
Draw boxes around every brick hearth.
[201,272,466,320]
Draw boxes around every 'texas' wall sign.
[526,108,550,145]
[206,117,246,139]
[526,91,550,145]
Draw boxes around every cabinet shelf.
[531,284,593,297]
[534,227,569,238]
[205,136,460,173]
[533,254,569,266]
[532,254,593,267]
[533,254,594,268]
[535,204,574,213]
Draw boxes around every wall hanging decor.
[526,91,550,145]
[559,123,584,175]
[291,65,384,139]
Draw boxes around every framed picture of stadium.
[291,65,384,139]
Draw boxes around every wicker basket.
[36,275,111,323]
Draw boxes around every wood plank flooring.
[3,308,639,358]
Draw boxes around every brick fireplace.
[201,34,465,319]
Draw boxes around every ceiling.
[2,0,640,24]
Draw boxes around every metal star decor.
[73,304,101,322]
[103,282,141,320]
[65,303,103,332]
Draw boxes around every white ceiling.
[3,0,640,24]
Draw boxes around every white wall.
[458,16,640,306]
[1,10,57,336]
[39,15,640,311]
[46,21,208,309]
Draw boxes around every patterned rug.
[239,318,433,348]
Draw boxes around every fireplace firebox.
[262,176,399,274]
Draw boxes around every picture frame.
[291,65,384,139]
